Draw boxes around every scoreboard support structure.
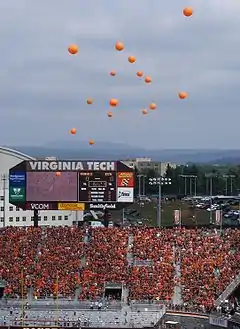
[33,210,39,228]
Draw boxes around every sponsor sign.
[9,172,26,186]
[58,203,85,211]
[9,186,25,202]
[209,315,228,328]
[88,203,116,209]
[25,203,57,210]
[174,209,181,225]
[117,172,134,187]
[26,161,116,171]
[117,187,134,202]
[215,210,222,225]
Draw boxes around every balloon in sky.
[108,112,113,117]
[56,172,61,177]
[89,139,95,145]
[110,71,116,76]
[128,56,136,63]
[179,92,188,99]
[68,44,78,55]
[149,103,156,110]
[144,76,152,83]
[70,128,77,135]
[136,71,143,77]
[183,7,193,17]
[142,109,148,115]
[109,98,119,107]
[115,41,124,51]
[87,99,93,104]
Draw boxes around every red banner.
[117,172,134,187]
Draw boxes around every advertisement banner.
[9,172,26,186]
[209,315,228,328]
[25,202,58,210]
[9,186,25,202]
[117,187,134,202]
[117,172,134,187]
[215,210,222,225]
[58,203,85,211]
[87,203,117,209]
[174,209,181,225]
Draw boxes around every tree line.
[134,164,240,196]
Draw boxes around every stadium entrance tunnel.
[0,280,6,299]
[0,287,4,299]
[104,282,122,300]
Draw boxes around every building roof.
[0,146,35,161]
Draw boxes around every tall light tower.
[137,174,147,197]
[205,173,217,224]
[179,174,197,196]
[0,174,7,228]
[149,177,171,227]
[222,174,235,196]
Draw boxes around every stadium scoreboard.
[9,160,134,210]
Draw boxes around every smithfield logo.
[89,203,116,209]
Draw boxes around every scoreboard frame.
[9,160,135,211]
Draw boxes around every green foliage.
[139,164,240,196]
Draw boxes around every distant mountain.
[207,157,240,165]
[5,143,240,164]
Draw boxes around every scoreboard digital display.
[79,171,116,202]
[9,160,134,210]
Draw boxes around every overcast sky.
[0,0,240,149]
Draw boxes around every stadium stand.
[0,226,240,314]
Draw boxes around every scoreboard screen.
[78,171,116,202]
[9,160,134,210]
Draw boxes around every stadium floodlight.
[137,174,147,197]
[149,177,171,228]
[179,174,197,196]
[0,174,7,228]
[222,174,235,196]
[205,173,218,224]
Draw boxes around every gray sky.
[0,0,240,149]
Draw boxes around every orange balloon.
[145,76,152,83]
[87,98,93,104]
[128,56,136,63]
[70,128,77,134]
[183,7,193,17]
[149,103,156,110]
[110,71,116,76]
[68,44,78,55]
[109,98,118,107]
[142,109,148,115]
[179,91,188,99]
[115,42,124,51]
[136,71,143,77]
[56,172,61,177]
[89,139,94,145]
[108,112,113,117]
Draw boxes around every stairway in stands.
[215,272,240,306]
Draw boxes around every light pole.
[1,174,7,228]
[179,174,197,196]
[205,173,217,224]
[222,174,235,196]
[149,177,172,228]
[137,174,147,197]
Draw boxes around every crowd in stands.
[0,226,240,311]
